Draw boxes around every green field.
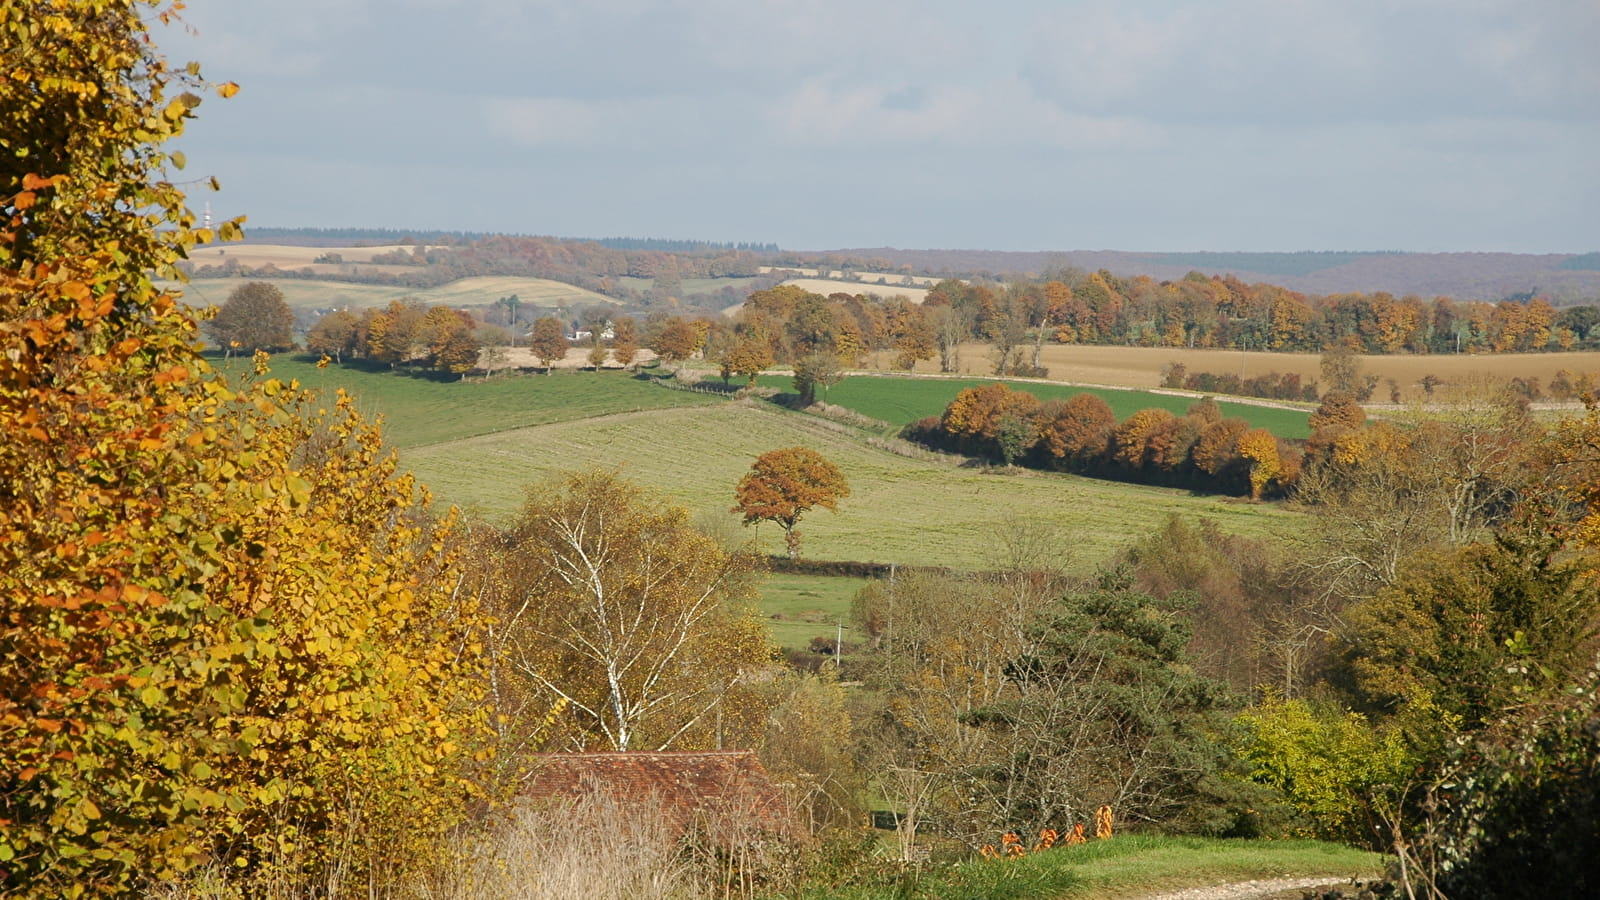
[218,356,721,449]
[174,275,616,311]
[756,374,1312,439]
[219,356,1306,572]
[404,403,1302,570]
[757,573,869,654]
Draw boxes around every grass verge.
[775,835,1380,900]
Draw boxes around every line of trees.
[903,384,1302,499]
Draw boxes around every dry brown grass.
[862,343,1600,403]
[146,792,740,900]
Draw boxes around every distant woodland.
[193,230,1600,321]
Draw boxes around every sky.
[170,0,1600,254]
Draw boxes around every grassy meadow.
[234,355,1304,570]
[222,356,721,449]
[235,354,1304,638]
[404,402,1300,570]
[756,373,1312,438]
[757,572,869,654]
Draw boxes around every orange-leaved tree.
[1,4,492,895]
[733,448,850,559]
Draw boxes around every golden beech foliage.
[1236,427,1282,500]
[1111,407,1177,469]
[941,382,1040,441]
[2,4,491,894]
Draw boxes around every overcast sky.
[170,0,1598,253]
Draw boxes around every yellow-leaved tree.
[1,3,491,895]
[490,470,774,752]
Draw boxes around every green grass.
[778,835,1381,900]
[404,403,1304,570]
[215,355,721,450]
[757,374,1311,439]
[757,573,868,654]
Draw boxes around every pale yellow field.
[186,243,416,268]
[860,343,1600,403]
[759,266,940,287]
[779,278,930,304]
[183,243,418,279]
[171,276,617,311]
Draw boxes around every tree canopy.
[732,447,850,559]
[1,5,491,894]
[205,281,294,354]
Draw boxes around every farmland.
[404,402,1301,570]
[866,342,1600,403]
[174,274,616,312]
[239,354,1305,646]
[755,372,1313,437]
[220,357,719,449]
[777,277,930,304]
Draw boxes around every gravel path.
[1129,876,1355,900]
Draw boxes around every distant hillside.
[795,248,1600,304]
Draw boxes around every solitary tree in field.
[733,447,850,559]
[793,351,844,405]
[206,281,294,355]
[529,315,568,373]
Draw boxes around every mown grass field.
[404,403,1302,570]
[755,373,1312,438]
[220,356,720,449]
[176,274,616,312]
[757,573,869,654]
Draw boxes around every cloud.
[766,77,1167,152]
[1020,0,1600,126]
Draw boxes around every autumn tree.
[205,281,294,355]
[1036,393,1117,466]
[422,304,481,376]
[652,316,702,371]
[366,298,427,368]
[1236,427,1282,500]
[495,471,772,751]
[0,6,492,893]
[611,315,639,369]
[719,335,773,386]
[1111,407,1178,470]
[528,315,569,373]
[305,308,361,363]
[940,382,1040,459]
[792,350,844,405]
[733,447,850,559]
